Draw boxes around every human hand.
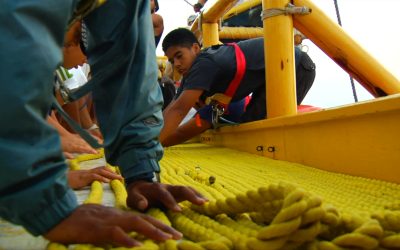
[68,166,123,190]
[61,133,98,155]
[64,152,75,159]
[44,204,182,247]
[126,181,207,211]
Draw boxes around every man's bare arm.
[160,89,203,142]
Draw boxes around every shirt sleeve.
[0,1,78,236]
[84,0,163,179]
[177,55,221,98]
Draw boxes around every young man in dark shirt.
[160,28,316,146]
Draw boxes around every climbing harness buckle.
[211,103,226,128]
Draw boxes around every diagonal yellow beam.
[293,0,400,97]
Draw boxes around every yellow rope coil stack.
[48,144,400,249]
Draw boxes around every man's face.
[165,44,200,77]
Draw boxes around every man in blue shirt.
[0,0,205,247]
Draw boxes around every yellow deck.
[161,144,400,215]
[1,145,400,249]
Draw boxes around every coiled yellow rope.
[47,144,400,250]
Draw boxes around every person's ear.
[192,43,201,54]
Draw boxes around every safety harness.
[204,43,247,128]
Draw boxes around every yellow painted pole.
[262,0,297,118]
[293,0,400,97]
[191,0,237,44]
[219,27,263,40]
[202,23,220,47]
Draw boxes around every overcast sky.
[156,0,400,108]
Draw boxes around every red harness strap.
[224,42,247,105]
[196,43,247,128]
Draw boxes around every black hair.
[162,28,200,53]
[154,0,159,12]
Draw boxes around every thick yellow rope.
[47,144,400,250]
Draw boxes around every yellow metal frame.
[200,94,400,184]
[189,0,400,183]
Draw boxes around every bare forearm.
[162,118,210,147]
[160,106,187,142]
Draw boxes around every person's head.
[62,21,87,69]
[162,28,201,77]
[150,0,159,13]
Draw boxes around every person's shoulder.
[152,13,163,24]
[237,37,264,48]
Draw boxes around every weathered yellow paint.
[202,23,220,47]
[262,0,297,118]
[200,94,400,184]
[223,0,261,21]
[293,0,400,96]
[219,27,263,40]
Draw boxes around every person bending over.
[160,28,316,146]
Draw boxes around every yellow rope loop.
[198,239,231,250]
[69,150,104,170]
[323,218,382,249]
[177,240,205,250]
[257,217,302,240]
[270,193,308,224]
[381,233,400,249]
[320,204,340,227]
[371,210,400,232]
[215,214,258,237]
[247,237,288,250]
[306,241,343,250]
[301,206,326,226]
[258,184,286,201]
[47,242,68,250]
[69,159,80,170]
[83,181,103,204]
[288,221,322,243]
[225,197,248,215]
[110,179,128,210]
[168,210,225,243]
[371,211,400,249]
[278,195,325,246]
[235,214,264,231]
[340,213,365,231]
[75,150,104,162]
[331,232,379,249]
[159,239,178,250]
[105,164,117,173]
[193,185,288,218]
[177,208,249,249]
[254,188,318,248]
[354,219,383,239]
[147,208,171,227]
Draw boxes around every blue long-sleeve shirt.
[0,0,163,236]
